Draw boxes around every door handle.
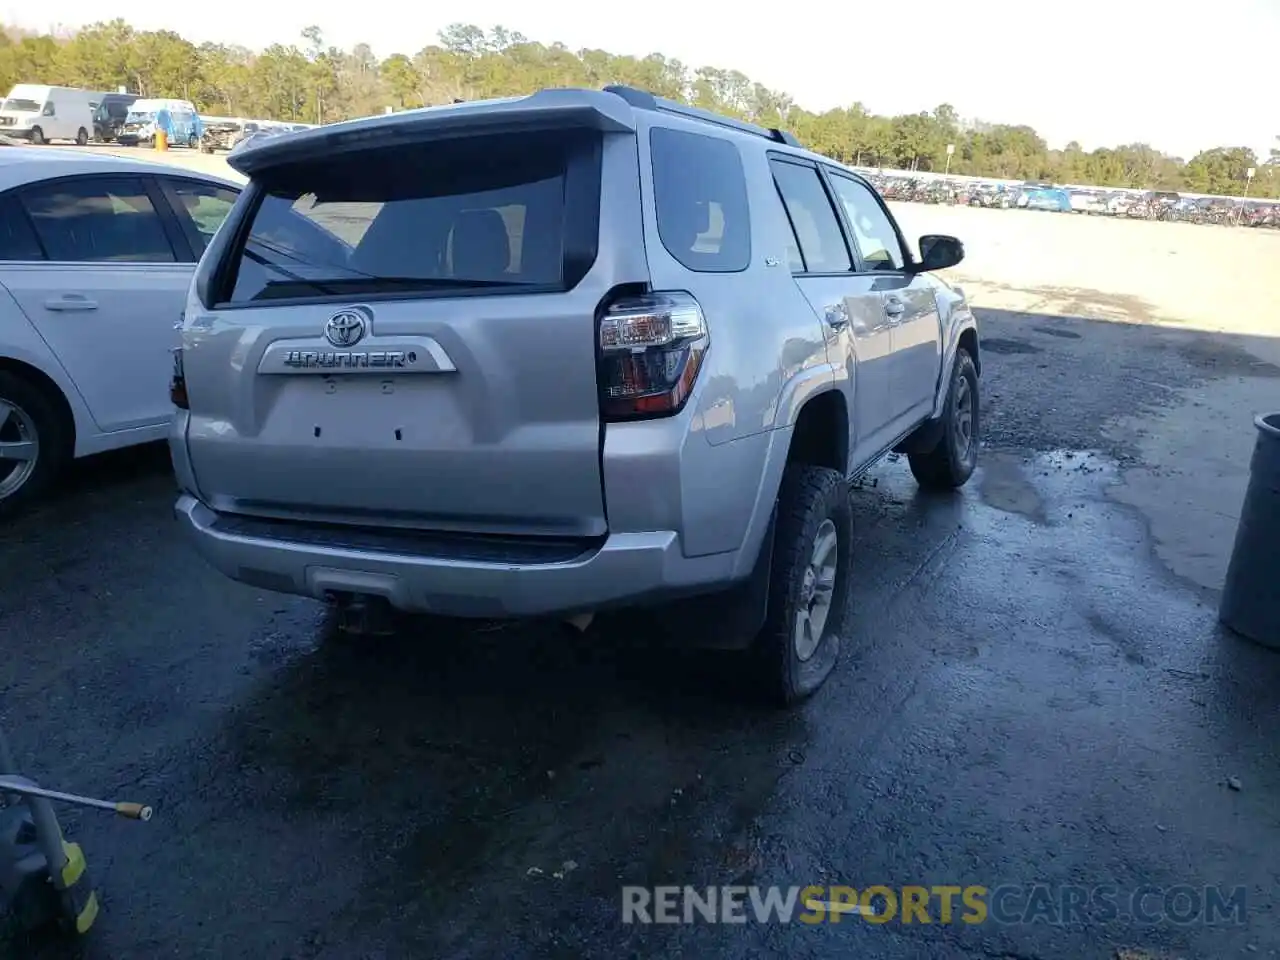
[824,303,849,330]
[884,298,906,320]
[44,296,98,312]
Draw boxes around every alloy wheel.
[0,399,40,501]
[794,518,839,662]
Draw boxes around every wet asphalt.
[1,306,1278,960]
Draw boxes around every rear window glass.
[650,127,751,273]
[223,131,598,304]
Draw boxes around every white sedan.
[0,147,240,514]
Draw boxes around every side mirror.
[916,234,964,272]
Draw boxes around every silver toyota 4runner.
[169,85,981,704]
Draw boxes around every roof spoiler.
[227,88,638,176]
[601,84,802,147]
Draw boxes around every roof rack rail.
[602,84,802,148]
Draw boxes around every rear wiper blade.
[243,248,339,295]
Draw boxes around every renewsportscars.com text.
[621,884,1247,926]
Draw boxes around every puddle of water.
[978,451,1047,524]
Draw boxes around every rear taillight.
[597,291,708,421]
[169,347,188,410]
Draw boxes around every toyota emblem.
[324,309,368,348]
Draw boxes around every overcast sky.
[10,0,1277,160]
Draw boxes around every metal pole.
[1239,167,1256,224]
[0,778,152,820]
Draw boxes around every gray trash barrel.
[1219,412,1280,649]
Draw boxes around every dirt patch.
[982,337,1042,355]
[1178,337,1280,379]
[1034,326,1083,340]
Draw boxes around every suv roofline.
[226,85,809,177]
[600,84,802,148]
[226,88,638,176]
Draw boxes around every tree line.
[2,19,1277,199]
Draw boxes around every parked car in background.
[1023,186,1072,212]
[1104,192,1135,216]
[0,84,97,145]
[92,92,139,142]
[200,116,243,152]
[0,148,240,515]
[1068,190,1106,214]
[117,98,203,147]
[170,84,981,705]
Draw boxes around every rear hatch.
[179,98,643,541]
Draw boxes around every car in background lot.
[1068,190,1107,214]
[1022,186,1072,212]
[0,84,98,145]
[0,148,240,515]
[200,116,243,153]
[92,92,140,142]
[117,98,203,148]
[170,84,981,705]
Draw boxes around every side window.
[0,195,44,261]
[41,101,55,117]
[829,175,905,271]
[769,159,851,274]
[19,176,177,263]
[650,127,751,273]
[162,178,240,256]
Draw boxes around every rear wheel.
[75,127,88,146]
[751,464,852,705]
[0,372,71,518]
[908,348,979,490]
[188,133,199,149]
[28,126,44,145]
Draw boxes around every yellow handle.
[115,802,153,821]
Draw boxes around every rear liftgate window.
[218,129,601,305]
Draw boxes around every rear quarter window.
[219,129,602,305]
[650,127,751,273]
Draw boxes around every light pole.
[945,143,955,176]
[1238,167,1256,224]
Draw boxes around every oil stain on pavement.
[1,312,1278,959]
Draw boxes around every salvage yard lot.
[3,148,1279,960]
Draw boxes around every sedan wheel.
[0,399,40,503]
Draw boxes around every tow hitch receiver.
[330,594,399,636]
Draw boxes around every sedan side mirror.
[917,234,964,272]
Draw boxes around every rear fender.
[648,507,775,650]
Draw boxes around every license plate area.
[268,375,468,449]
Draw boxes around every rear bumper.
[174,494,735,617]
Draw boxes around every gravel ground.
[2,159,1279,959]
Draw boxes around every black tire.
[908,347,980,490]
[188,134,199,149]
[28,126,44,145]
[751,464,852,706]
[75,127,88,146]
[0,371,71,518]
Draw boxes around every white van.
[0,84,98,145]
